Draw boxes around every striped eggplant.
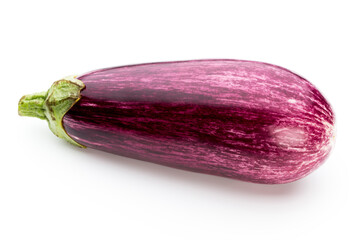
[18,60,335,184]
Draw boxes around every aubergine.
[18,59,335,184]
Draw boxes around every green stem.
[18,91,47,120]
[18,76,86,148]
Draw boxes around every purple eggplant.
[18,59,335,184]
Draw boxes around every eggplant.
[18,59,335,184]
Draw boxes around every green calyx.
[18,76,86,148]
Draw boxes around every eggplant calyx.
[18,76,86,148]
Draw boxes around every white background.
[0,1,359,239]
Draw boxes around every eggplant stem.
[18,76,86,148]
[18,91,47,119]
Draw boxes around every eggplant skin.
[63,59,334,184]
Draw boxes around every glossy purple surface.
[63,60,334,184]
